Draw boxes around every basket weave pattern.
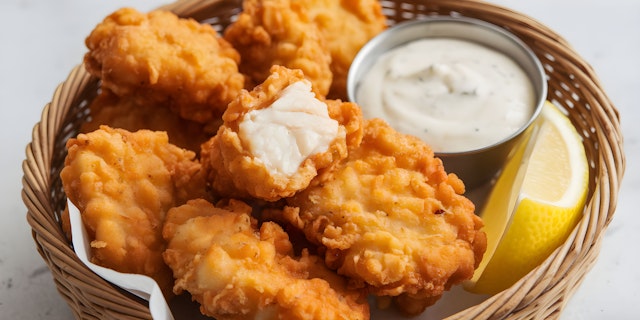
[22,0,625,319]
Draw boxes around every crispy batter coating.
[283,119,486,315]
[162,198,369,320]
[84,7,244,123]
[60,126,209,297]
[201,66,362,201]
[324,98,364,153]
[223,0,333,96]
[292,0,387,99]
[81,89,217,154]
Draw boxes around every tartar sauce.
[356,38,535,152]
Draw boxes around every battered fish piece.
[292,0,387,99]
[60,126,209,297]
[201,66,362,201]
[223,0,333,96]
[282,119,487,315]
[84,7,244,123]
[162,198,369,320]
[81,89,216,153]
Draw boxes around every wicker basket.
[22,0,625,319]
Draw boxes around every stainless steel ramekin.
[347,16,547,190]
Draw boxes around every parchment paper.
[68,200,174,320]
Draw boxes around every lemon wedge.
[465,101,589,295]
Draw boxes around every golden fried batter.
[162,198,369,320]
[292,0,387,99]
[283,119,486,315]
[201,66,362,201]
[223,0,333,96]
[81,89,217,154]
[60,126,209,297]
[325,98,364,152]
[84,7,244,123]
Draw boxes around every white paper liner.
[68,200,174,320]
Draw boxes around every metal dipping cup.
[347,16,548,190]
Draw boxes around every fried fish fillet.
[81,89,216,154]
[282,119,487,315]
[223,0,333,96]
[291,0,387,99]
[162,198,369,320]
[60,126,209,296]
[84,7,244,123]
[201,66,362,201]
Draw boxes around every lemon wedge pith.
[466,101,589,295]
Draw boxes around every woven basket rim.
[22,0,625,319]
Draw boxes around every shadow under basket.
[22,0,625,319]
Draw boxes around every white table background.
[1,0,638,319]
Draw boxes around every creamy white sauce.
[356,38,535,152]
[239,80,340,176]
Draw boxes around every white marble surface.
[1,0,638,319]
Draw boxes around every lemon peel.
[466,101,589,295]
